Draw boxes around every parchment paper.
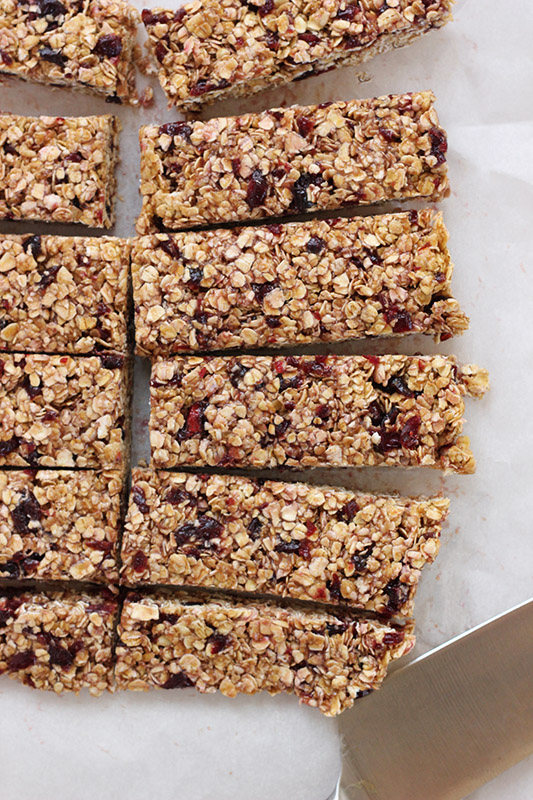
[0,0,532,797]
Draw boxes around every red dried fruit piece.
[429,127,448,164]
[164,487,195,506]
[257,0,273,16]
[264,31,280,50]
[384,578,410,612]
[157,237,181,259]
[0,49,13,66]
[158,121,192,141]
[86,540,114,552]
[38,264,60,289]
[20,375,42,398]
[131,485,149,514]
[229,363,249,387]
[305,520,317,535]
[94,34,122,58]
[392,310,414,334]
[379,126,399,143]
[365,355,380,366]
[297,116,314,137]
[39,46,66,67]
[154,42,167,63]
[336,4,357,20]
[327,573,342,600]
[306,236,325,254]
[162,672,193,689]
[383,630,405,646]
[326,621,348,636]
[99,352,124,369]
[141,8,170,25]
[266,316,281,328]
[207,632,230,654]
[342,499,359,521]
[11,490,42,533]
[247,517,263,539]
[298,539,312,559]
[8,650,36,671]
[299,32,319,45]
[252,281,279,302]
[132,549,148,572]
[400,414,421,449]
[246,169,268,209]
[315,404,330,420]
[177,400,208,440]
[0,436,21,456]
[22,235,42,257]
[408,209,419,225]
[48,641,75,668]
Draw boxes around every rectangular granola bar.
[149,354,488,474]
[0,470,125,583]
[0,590,117,695]
[142,0,453,111]
[0,113,119,228]
[0,235,130,354]
[121,469,448,615]
[0,0,139,104]
[137,91,450,232]
[132,210,467,355]
[115,592,415,715]
[0,353,130,468]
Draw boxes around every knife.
[337,598,533,800]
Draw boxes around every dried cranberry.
[99,352,124,369]
[352,545,373,573]
[408,209,419,225]
[299,32,319,45]
[379,126,399,143]
[141,9,170,25]
[290,172,322,213]
[264,31,279,50]
[20,374,41,398]
[279,373,304,392]
[383,630,405,647]
[246,169,268,209]
[336,4,356,20]
[248,517,263,539]
[384,375,414,397]
[164,487,194,506]
[158,121,192,142]
[375,428,402,452]
[38,0,66,16]
[275,419,290,438]
[252,281,279,302]
[342,499,359,521]
[275,538,300,554]
[229,363,249,387]
[8,650,36,671]
[174,7,186,22]
[42,409,58,422]
[190,79,211,96]
[86,540,114,552]
[327,573,342,600]
[188,266,203,287]
[301,354,331,377]
[39,46,66,67]
[326,621,348,636]
[0,561,20,578]
[0,436,21,456]
[132,549,148,573]
[177,400,208,440]
[305,520,317,535]
[155,42,167,63]
[159,612,178,624]
[344,34,361,49]
[266,316,281,328]
[429,127,448,164]
[392,311,414,334]
[298,539,311,559]
[11,491,42,533]
[48,641,75,668]
[367,400,385,426]
[254,0,273,15]
[38,264,60,288]
[175,514,223,546]
[0,50,13,66]
[306,236,325,254]
[158,237,181,259]
[207,632,230,653]
[22,235,42,258]
[131,485,149,514]
[315,404,330,421]
[162,672,193,689]
[296,116,314,137]
[400,415,421,449]
[384,578,410,613]
[94,34,122,59]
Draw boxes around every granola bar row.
[0,113,119,228]
[132,210,468,355]
[0,235,130,354]
[149,354,489,474]
[0,0,139,103]
[143,0,453,111]
[0,589,414,714]
[137,91,450,232]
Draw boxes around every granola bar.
[149,355,488,473]
[142,0,453,112]
[0,235,130,354]
[132,210,467,355]
[121,468,448,615]
[137,91,450,232]
[0,113,119,228]
[0,590,117,695]
[0,0,139,104]
[115,592,415,715]
[0,353,131,468]
[0,470,125,583]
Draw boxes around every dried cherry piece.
[290,172,322,213]
[429,127,448,164]
[246,169,268,209]
[188,266,203,287]
[275,419,290,438]
[158,121,192,142]
[400,414,421,449]
[306,236,325,254]
[315,404,330,421]
[0,50,13,66]
[94,34,122,59]
[247,517,263,539]
[131,485,149,514]
[327,573,342,600]
[298,539,311,559]
[86,540,114,552]
[266,316,281,328]
[164,487,195,506]
[275,538,300,554]
[157,237,181,259]
[379,126,399,143]
[207,632,230,653]
[326,621,348,636]
[383,375,414,397]
[132,549,148,572]
[3,142,17,155]
[0,561,20,578]
[177,400,208,440]
[336,4,356,20]
[252,281,279,302]
[23,235,42,258]
[264,31,280,50]
[352,545,373,573]
[8,650,36,671]
[99,352,124,369]
[341,499,359,521]
[39,46,66,67]
[299,32,319,45]
[11,490,42,533]
[297,116,314,137]
[38,264,60,288]
[155,42,167,63]
[0,436,21,456]
[48,641,75,668]
[383,630,405,646]
[38,0,66,16]
[229,363,249,387]
[190,78,211,96]
[20,375,42,398]
[384,578,410,612]
[408,209,419,225]
[162,672,193,689]
[392,310,414,333]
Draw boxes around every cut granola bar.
[0,235,130,354]
[0,470,125,583]
[149,354,488,473]
[115,592,415,715]
[0,0,139,104]
[121,468,448,615]
[142,0,453,111]
[0,353,131,468]
[137,91,450,232]
[0,113,119,228]
[132,210,467,355]
[0,590,117,695]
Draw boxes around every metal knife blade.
[338,598,533,800]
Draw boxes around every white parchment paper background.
[0,0,532,797]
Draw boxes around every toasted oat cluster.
[0,353,130,468]
[115,592,415,715]
[0,470,125,583]
[0,113,119,227]
[0,235,130,354]
[137,91,450,232]
[142,0,453,111]
[132,210,467,355]
[0,591,117,695]
[0,0,139,103]
[122,469,448,615]
[149,354,489,473]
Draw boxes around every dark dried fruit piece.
[8,650,36,671]
[342,499,359,521]
[158,237,181,259]
[275,538,300,554]
[326,621,348,636]
[248,517,263,539]
[158,121,192,141]
[207,632,230,653]
[132,549,148,572]
[38,264,60,289]
[39,46,66,67]
[177,400,208,440]
[131,485,149,514]
[23,235,42,258]
[297,115,314,137]
[48,641,75,668]
[229,363,249,387]
[246,169,268,209]
[327,573,342,600]
[428,127,448,165]
[306,236,325,254]
[400,414,421,449]
[0,436,21,456]
[290,172,322,213]
[162,672,193,689]
[252,281,279,302]
[99,352,124,369]
[94,34,122,58]
[11,490,42,533]
[164,487,195,506]
[384,578,410,613]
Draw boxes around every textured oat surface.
[0,590,117,694]
[137,91,450,232]
[142,0,453,110]
[149,354,488,473]
[132,210,468,355]
[0,235,130,354]
[0,0,139,103]
[0,353,129,468]
[121,469,448,615]
[0,113,119,227]
[0,470,124,583]
[115,592,415,715]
